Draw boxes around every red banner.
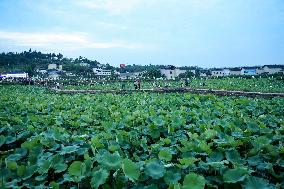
[120,64,126,68]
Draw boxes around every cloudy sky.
[0,0,284,68]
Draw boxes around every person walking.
[121,81,126,90]
[137,80,141,90]
[185,79,189,87]
[56,82,60,89]
[180,80,184,88]
[134,80,138,90]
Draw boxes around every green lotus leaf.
[54,163,68,173]
[145,160,165,179]
[50,181,59,189]
[223,168,248,183]
[7,154,23,161]
[6,135,16,144]
[91,169,109,189]
[60,145,79,155]
[153,117,165,126]
[225,150,242,164]
[51,154,64,165]
[68,161,86,177]
[158,149,172,161]
[178,157,198,166]
[35,174,48,181]
[208,151,224,162]
[14,148,28,156]
[203,129,217,139]
[247,122,260,132]
[23,165,37,180]
[98,152,121,170]
[63,173,75,182]
[164,171,181,185]
[37,159,51,174]
[17,165,26,177]
[84,158,93,174]
[242,176,272,189]
[182,172,205,189]
[122,159,140,181]
[144,184,159,189]
[0,135,6,147]
[108,145,119,152]
[174,184,182,189]
[6,161,17,170]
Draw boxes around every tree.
[57,53,63,60]
[179,71,195,79]
[143,68,164,79]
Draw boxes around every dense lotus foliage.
[0,85,284,188]
[63,77,284,93]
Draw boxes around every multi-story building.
[93,68,111,76]
[160,66,194,79]
[211,69,225,76]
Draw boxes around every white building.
[211,69,225,77]
[160,66,194,79]
[2,72,29,78]
[200,72,207,77]
[211,68,232,76]
[48,64,57,70]
[58,65,63,71]
[48,64,63,70]
[93,68,111,76]
[229,68,244,75]
[223,69,230,76]
[36,69,47,74]
[243,67,258,75]
[257,65,284,75]
[119,71,146,79]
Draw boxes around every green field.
[0,85,284,188]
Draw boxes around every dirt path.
[51,88,284,98]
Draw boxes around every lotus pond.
[0,85,284,189]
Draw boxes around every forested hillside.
[0,49,101,75]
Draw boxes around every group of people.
[120,80,141,90]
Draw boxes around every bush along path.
[52,87,284,98]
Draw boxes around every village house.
[93,68,111,76]
[229,68,244,75]
[257,65,284,75]
[36,69,47,74]
[211,69,225,77]
[242,67,259,75]
[199,72,207,77]
[1,72,29,78]
[160,66,194,79]
[48,64,62,71]
[48,70,61,79]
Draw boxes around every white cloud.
[0,31,145,50]
[76,0,142,15]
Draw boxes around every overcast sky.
[0,0,284,68]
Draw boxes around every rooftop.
[263,65,284,69]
